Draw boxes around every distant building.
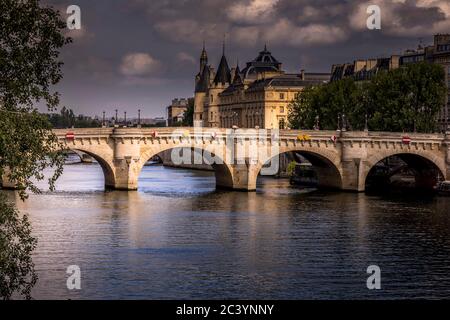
[194,44,330,129]
[331,55,400,82]
[131,117,166,126]
[167,98,191,126]
[330,34,450,130]
[410,34,450,130]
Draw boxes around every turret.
[213,42,231,86]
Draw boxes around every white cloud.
[264,19,348,46]
[230,26,261,47]
[349,0,450,36]
[154,19,227,44]
[227,0,279,24]
[119,53,162,76]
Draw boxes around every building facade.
[167,98,191,126]
[420,34,450,130]
[331,55,400,82]
[194,45,330,129]
[331,34,450,130]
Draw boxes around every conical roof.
[232,62,243,85]
[213,54,231,85]
[195,65,210,93]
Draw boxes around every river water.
[4,162,450,300]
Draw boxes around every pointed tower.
[194,43,210,127]
[206,40,231,127]
[232,60,243,85]
[213,41,231,86]
[200,41,208,73]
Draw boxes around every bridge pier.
[1,173,17,189]
[0,167,18,190]
[110,158,140,190]
[445,133,450,180]
[111,135,142,190]
[339,131,370,192]
[341,159,366,192]
[216,161,259,191]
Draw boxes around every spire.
[214,39,231,85]
[222,34,226,56]
[232,60,242,85]
[200,41,208,73]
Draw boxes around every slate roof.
[213,55,231,85]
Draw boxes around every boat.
[289,163,318,187]
[435,181,450,196]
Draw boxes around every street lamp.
[314,115,320,130]
[138,109,141,127]
[102,111,106,128]
[342,113,347,132]
[254,111,260,129]
[124,111,127,127]
[232,112,238,127]
[115,109,118,127]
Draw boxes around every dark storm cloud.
[39,0,449,118]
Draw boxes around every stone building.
[167,98,191,126]
[330,34,450,130]
[193,44,330,129]
[430,35,450,130]
[330,55,400,82]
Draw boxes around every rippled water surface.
[4,162,450,299]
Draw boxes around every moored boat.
[435,181,450,196]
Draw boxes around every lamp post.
[102,111,106,128]
[124,111,127,127]
[115,109,118,127]
[138,109,141,127]
[314,115,320,130]
[337,113,341,131]
[232,112,238,127]
[364,113,369,132]
[342,113,347,132]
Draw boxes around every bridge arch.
[138,145,235,190]
[256,148,343,190]
[63,147,116,189]
[363,150,446,190]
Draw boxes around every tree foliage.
[182,98,195,127]
[1,0,70,300]
[0,0,70,112]
[288,63,447,133]
[47,106,102,128]
[0,194,37,300]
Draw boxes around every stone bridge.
[3,127,450,192]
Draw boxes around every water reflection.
[3,163,450,299]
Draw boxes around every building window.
[438,44,450,52]
[279,118,285,129]
[211,95,214,103]
[279,93,285,100]
[280,106,285,113]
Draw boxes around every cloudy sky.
[43,0,450,118]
